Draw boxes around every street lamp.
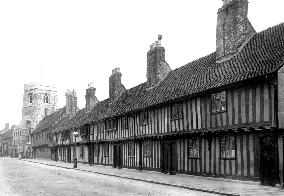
[73,131,79,168]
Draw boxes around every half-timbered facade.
[32,0,284,187]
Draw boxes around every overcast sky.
[0,0,283,128]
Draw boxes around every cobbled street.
[0,158,215,196]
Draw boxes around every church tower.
[22,83,58,131]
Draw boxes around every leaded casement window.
[221,135,236,159]
[211,91,227,113]
[171,103,183,120]
[105,119,117,131]
[188,138,200,158]
[28,93,33,103]
[121,116,129,130]
[139,112,148,125]
[94,144,99,156]
[103,144,109,157]
[143,141,152,157]
[128,142,135,157]
[44,93,49,103]
[98,123,104,133]
[80,145,84,157]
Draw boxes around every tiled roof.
[38,23,284,132]
[33,107,66,133]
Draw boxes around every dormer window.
[44,93,49,103]
[211,91,227,113]
[29,93,33,103]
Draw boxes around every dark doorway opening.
[161,140,177,175]
[67,147,72,163]
[113,144,123,168]
[88,144,94,165]
[260,135,278,186]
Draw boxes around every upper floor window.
[211,91,226,113]
[121,116,128,130]
[98,123,104,133]
[139,112,148,126]
[105,119,117,131]
[44,93,49,103]
[29,93,33,103]
[171,103,183,120]
[221,135,236,159]
[188,138,200,158]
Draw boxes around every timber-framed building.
[32,0,284,187]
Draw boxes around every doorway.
[113,144,123,168]
[88,144,94,165]
[161,141,177,175]
[67,147,71,163]
[259,135,278,186]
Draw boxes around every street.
[0,158,216,196]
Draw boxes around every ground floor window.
[103,144,109,157]
[188,138,200,158]
[94,144,99,156]
[221,135,236,159]
[128,142,135,157]
[80,146,84,158]
[143,141,152,157]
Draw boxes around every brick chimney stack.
[216,0,256,62]
[85,83,99,112]
[65,89,77,116]
[109,68,125,101]
[147,35,171,88]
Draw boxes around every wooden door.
[260,135,278,186]
[161,141,177,174]
[88,144,94,165]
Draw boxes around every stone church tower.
[22,83,58,131]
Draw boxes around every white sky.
[0,0,283,128]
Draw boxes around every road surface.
[0,157,216,196]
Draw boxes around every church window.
[29,93,33,103]
[44,93,49,103]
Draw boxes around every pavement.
[20,158,284,196]
[0,157,211,196]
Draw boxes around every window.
[44,93,49,103]
[80,146,84,157]
[105,119,117,131]
[28,93,33,103]
[121,116,128,130]
[211,91,226,113]
[128,142,135,157]
[188,138,200,158]
[94,144,99,156]
[103,144,109,157]
[171,103,183,120]
[139,112,148,125]
[221,135,236,159]
[98,123,104,133]
[143,141,152,157]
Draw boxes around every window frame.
[171,102,184,120]
[143,141,152,158]
[139,112,148,126]
[220,135,236,160]
[103,144,109,157]
[188,138,201,159]
[128,142,135,157]
[211,91,227,114]
[121,116,129,130]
